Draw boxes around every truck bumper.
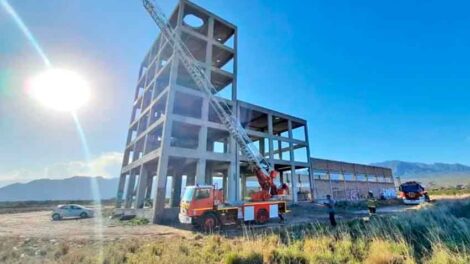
[178,213,192,224]
[403,197,424,205]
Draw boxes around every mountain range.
[372,160,470,187]
[0,161,469,201]
[0,176,119,202]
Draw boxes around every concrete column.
[199,98,209,152]
[228,103,240,202]
[176,0,184,26]
[198,95,208,153]
[223,139,228,153]
[297,173,302,193]
[131,143,139,163]
[126,129,134,147]
[125,171,137,208]
[241,173,247,200]
[135,166,149,208]
[153,155,169,223]
[232,28,238,101]
[116,174,127,208]
[227,160,237,202]
[342,170,347,200]
[196,159,206,184]
[288,120,294,162]
[291,165,298,203]
[205,162,212,184]
[170,174,183,207]
[144,175,154,202]
[259,138,265,157]
[304,123,314,201]
[199,125,208,151]
[205,17,214,75]
[267,114,274,163]
[142,111,151,155]
[287,120,293,139]
[222,172,228,198]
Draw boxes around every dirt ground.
[0,210,193,241]
[0,200,424,241]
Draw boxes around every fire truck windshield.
[182,187,195,202]
[400,184,424,193]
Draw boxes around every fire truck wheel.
[201,214,218,232]
[255,209,269,225]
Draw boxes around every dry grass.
[1,199,469,264]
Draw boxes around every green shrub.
[225,252,263,264]
[268,248,308,264]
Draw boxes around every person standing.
[324,194,337,227]
[367,191,377,216]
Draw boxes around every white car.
[51,204,94,220]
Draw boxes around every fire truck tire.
[200,213,218,232]
[255,209,269,225]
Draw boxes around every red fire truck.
[179,185,287,231]
[399,181,430,205]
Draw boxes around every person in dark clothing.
[324,194,337,227]
[367,191,377,216]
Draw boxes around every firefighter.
[367,191,377,216]
[324,194,337,227]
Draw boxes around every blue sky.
[1,0,469,186]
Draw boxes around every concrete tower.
[116,0,313,224]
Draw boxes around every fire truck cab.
[179,185,287,231]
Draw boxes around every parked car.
[51,204,94,220]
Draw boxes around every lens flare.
[3,1,103,260]
[1,0,51,67]
[28,68,90,112]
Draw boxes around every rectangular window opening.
[173,91,203,119]
[292,124,306,141]
[207,128,230,153]
[213,19,235,48]
[170,121,201,149]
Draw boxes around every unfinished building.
[115,0,312,223]
[311,158,395,200]
[115,0,394,223]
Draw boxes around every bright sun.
[28,68,90,112]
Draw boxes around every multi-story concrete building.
[115,0,394,223]
[115,0,312,223]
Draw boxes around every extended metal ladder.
[143,0,272,176]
